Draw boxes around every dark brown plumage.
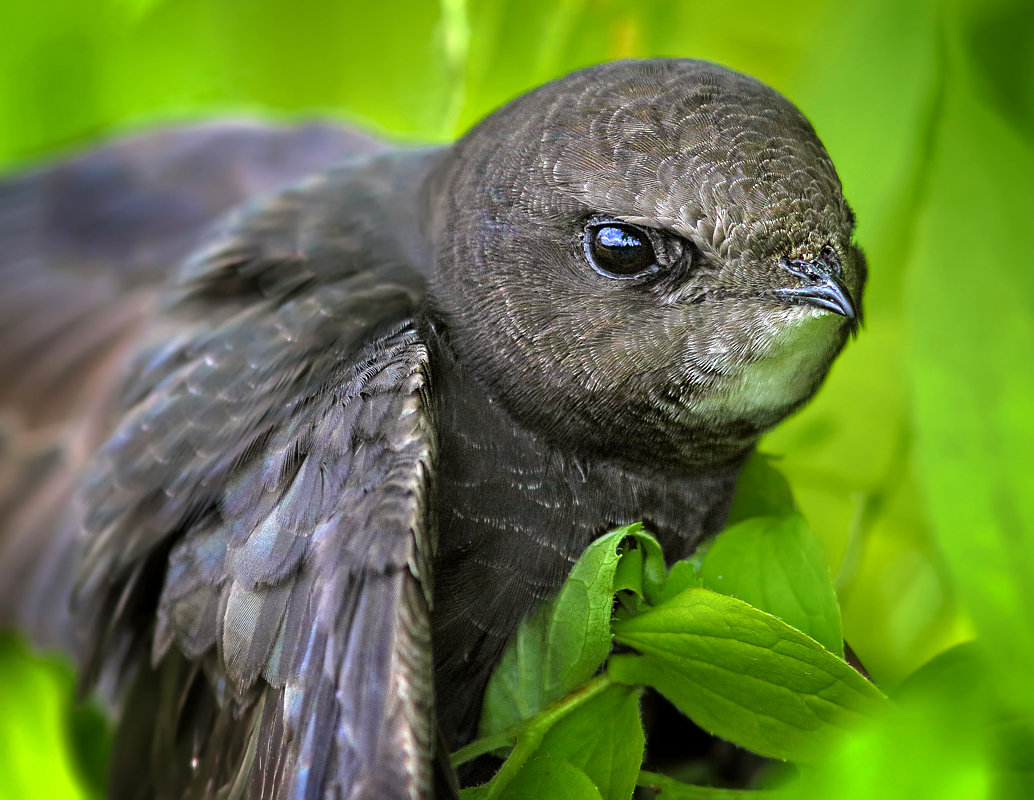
[0,59,863,798]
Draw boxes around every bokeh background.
[1,0,1031,797]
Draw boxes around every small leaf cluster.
[454,455,886,799]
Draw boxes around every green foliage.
[475,757,603,800]
[458,520,885,795]
[611,588,882,763]
[698,514,843,656]
[725,453,797,525]
[773,644,1001,800]
[467,526,655,799]
[907,7,1034,723]
[534,685,644,800]
[480,526,662,736]
[0,634,109,800]
[1,0,1032,797]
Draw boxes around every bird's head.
[429,59,865,471]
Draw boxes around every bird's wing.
[67,165,440,799]
[0,122,385,647]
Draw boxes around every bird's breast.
[426,338,742,747]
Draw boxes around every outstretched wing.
[68,162,441,799]
[0,121,385,648]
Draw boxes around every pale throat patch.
[698,310,843,422]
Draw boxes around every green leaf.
[536,684,644,800]
[628,530,668,605]
[726,452,798,526]
[484,757,604,800]
[891,644,1034,796]
[773,643,996,800]
[651,559,703,606]
[613,547,644,597]
[0,634,102,800]
[610,588,885,762]
[456,676,619,797]
[699,515,844,656]
[480,524,661,735]
[638,770,771,798]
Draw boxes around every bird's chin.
[694,310,847,427]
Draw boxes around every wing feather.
[72,161,440,798]
[0,121,385,649]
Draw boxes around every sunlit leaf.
[0,634,99,800]
[726,452,797,526]
[699,515,843,656]
[478,757,604,800]
[535,684,644,800]
[638,770,771,799]
[650,559,702,606]
[610,589,885,762]
[480,525,659,735]
[774,644,995,800]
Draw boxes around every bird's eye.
[584,222,659,279]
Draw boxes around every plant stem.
[451,674,613,785]
[636,770,768,798]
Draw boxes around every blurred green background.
[1,0,1032,797]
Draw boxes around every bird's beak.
[774,255,858,324]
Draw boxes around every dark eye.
[584,222,659,279]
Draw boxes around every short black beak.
[774,255,858,324]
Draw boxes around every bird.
[0,58,864,799]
